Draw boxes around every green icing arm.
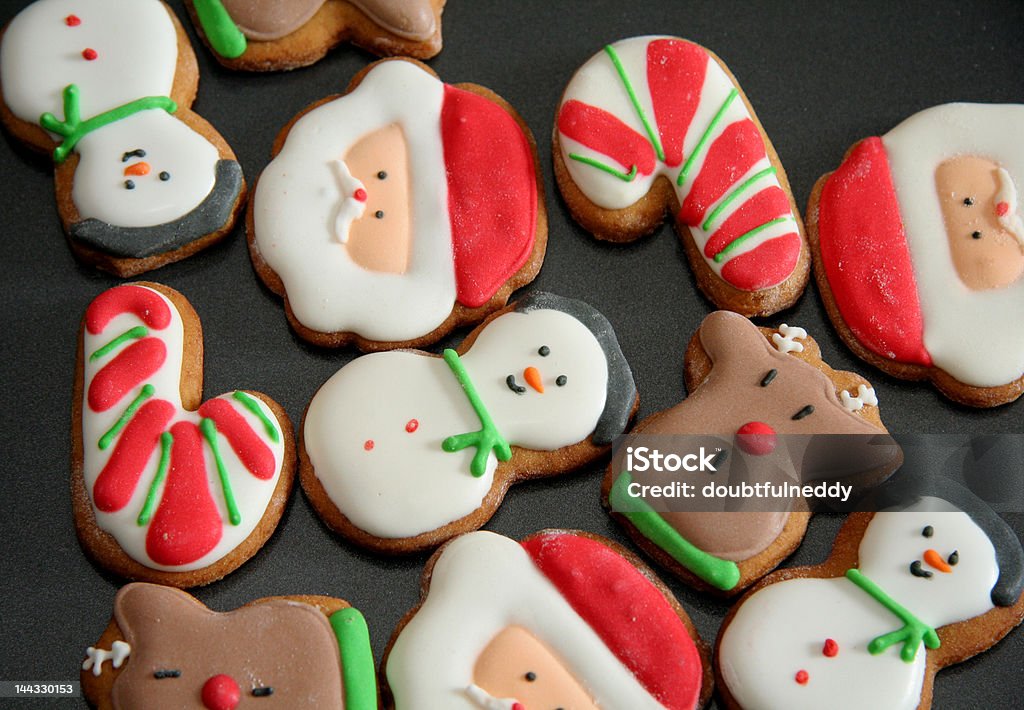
[440,349,512,477]
[610,472,741,591]
[846,568,941,662]
[329,607,377,710]
[193,0,247,59]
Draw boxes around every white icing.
[719,496,1000,709]
[882,103,1024,387]
[331,159,367,243]
[386,532,665,709]
[82,287,287,572]
[465,684,519,710]
[82,640,130,677]
[304,308,609,539]
[253,60,456,342]
[772,323,807,353]
[995,167,1024,245]
[840,385,878,412]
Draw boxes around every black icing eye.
[538,345,550,357]
[971,230,982,239]
[948,550,959,566]
[152,669,180,679]
[375,210,385,219]
[124,180,135,190]
[159,171,170,181]
[556,375,567,387]
[252,687,274,697]
[792,404,814,420]
[963,197,975,206]
[922,525,934,538]
[760,369,777,387]
[377,170,387,180]
[524,671,537,682]
[910,560,933,579]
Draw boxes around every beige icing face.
[342,123,412,274]
[936,155,1024,290]
[473,625,599,710]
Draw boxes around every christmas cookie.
[716,480,1024,709]
[82,582,376,709]
[808,103,1024,407]
[604,310,902,594]
[0,0,246,277]
[187,0,444,71]
[302,292,637,553]
[384,530,712,709]
[249,58,547,350]
[554,36,809,317]
[73,283,294,587]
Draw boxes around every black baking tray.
[0,1,1021,707]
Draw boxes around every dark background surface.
[1,0,1022,707]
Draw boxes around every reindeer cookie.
[716,482,1024,709]
[73,284,294,587]
[554,36,809,317]
[384,530,712,709]
[0,0,245,277]
[604,310,902,594]
[187,0,444,71]
[250,58,546,350]
[808,103,1024,407]
[301,292,637,553]
[82,583,377,709]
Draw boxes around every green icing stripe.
[137,431,173,526]
[701,166,778,232]
[193,0,248,59]
[200,418,241,526]
[441,349,512,478]
[232,391,279,443]
[712,216,791,263]
[568,153,639,182]
[329,607,377,710]
[604,44,664,162]
[98,384,156,451]
[89,326,149,362]
[846,568,940,662]
[610,471,740,591]
[676,88,739,187]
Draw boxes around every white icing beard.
[882,103,1024,387]
[331,159,367,242]
[253,60,456,342]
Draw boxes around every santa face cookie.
[808,103,1024,407]
[0,0,245,277]
[554,36,809,317]
[250,58,546,350]
[73,284,294,587]
[605,310,902,594]
[82,583,377,709]
[384,530,712,710]
[716,485,1024,710]
[187,0,444,71]
[302,292,637,553]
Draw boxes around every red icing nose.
[353,188,367,202]
[736,421,777,455]
[201,674,240,710]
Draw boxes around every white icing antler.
[465,684,522,710]
[82,640,130,677]
[841,384,879,412]
[995,167,1024,246]
[772,324,807,354]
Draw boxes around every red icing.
[521,532,702,710]
[719,232,802,291]
[795,669,809,685]
[354,188,367,202]
[145,422,223,566]
[364,440,374,451]
[679,119,764,226]
[65,14,81,26]
[86,284,172,335]
[704,186,791,259]
[405,419,419,433]
[87,337,166,413]
[817,137,931,366]
[823,638,839,657]
[197,399,276,480]
[82,48,98,61]
[92,399,175,512]
[201,674,240,710]
[997,201,1010,217]
[557,99,657,177]
[442,84,538,308]
[646,39,707,167]
[736,421,776,455]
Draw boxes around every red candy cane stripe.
[678,118,765,226]
[720,232,802,291]
[558,99,657,177]
[87,338,166,413]
[85,284,172,335]
[197,399,277,480]
[704,186,792,259]
[92,399,175,512]
[647,38,708,167]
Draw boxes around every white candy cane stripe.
[772,324,807,354]
[841,385,879,412]
[82,640,131,677]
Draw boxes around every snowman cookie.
[384,530,712,709]
[605,311,902,594]
[301,292,637,553]
[554,36,809,317]
[73,283,294,587]
[808,103,1024,407]
[187,0,444,71]
[0,0,246,277]
[250,58,546,350]
[716,481,1024,709]
[82,583,377,709]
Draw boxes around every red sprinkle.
[363,440,374,451]
[795,669,809,685]
[405,419,419,433]
[65,14,81,26]
[823,638,839,657]
[82,48,98,61]
[997,201,1010,217]
[353,188,367,202]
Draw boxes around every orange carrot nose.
[523,366,544,393]
[923,549,952,573]
[124,162,151,177]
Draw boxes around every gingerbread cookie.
[716,480,1024,709]
[302,292,637,553]
[187,0,444,71]
[808,103,1024,407]
[0,0,245,277]
[82,582,376,709]
[384,530,712,709]
[554,36,809,317]
[249,58,547,350]
[604,310,902,594]
[73,284,294,587]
